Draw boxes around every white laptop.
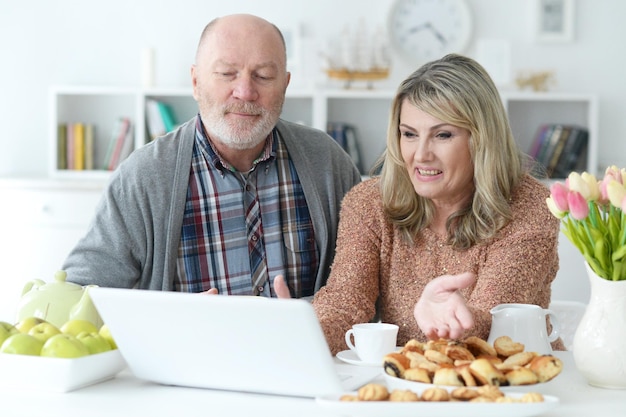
[89,287,380,398]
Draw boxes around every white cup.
[344,323,399,364]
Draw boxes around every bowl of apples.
[0,317,125,392]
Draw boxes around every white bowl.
[0,349,126,392]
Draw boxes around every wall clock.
[387,0,473,67]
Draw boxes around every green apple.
[0,321,19,345]
[40,334,89,358]
[14,317,47,334]
[28,322,61,343]
[0,333,44,356]
[76,331,111,354]
[60,319,99,337]
[98,323,117,350]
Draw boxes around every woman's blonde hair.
[376,54,524,249]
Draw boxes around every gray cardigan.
[63,117,362,293]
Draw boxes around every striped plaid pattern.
[175,118,318,297]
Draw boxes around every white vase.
[572,262,626,389]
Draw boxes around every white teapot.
[14,270,103,328]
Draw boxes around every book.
[326,122,347,149]
[103,118,131,170]
[536,124,563,170]
[73,123,85,171]
[66,122,75,170]
[107,118,132,170]
[146,99,166,140]
[115,124,135,168]
[528,124,551,159]
[156,101,177,132]
[57,124,67,170]
[545,126,572,177]
[552,127,589,178]
[326,122,364,173]
[84,123,95,170]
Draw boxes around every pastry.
[432,367,464,386]
[469,358,507,386]
[339,394,359,401]
[383,352,411,378]
[400,339,425,355]
[456,363,478,386]
[476,385,505,400]
[357,383,389,401]
[493,335,525,357]
[521,392,545,403]
[463,336,497,357]
[500,351,537,369]
[444,344,475,362]
[403,367,431,384]
[528,354,563,382]
[421,387,450,402]
[424,338,449,354]
[450,387,480,401]
[424,349,454,365]
[389,389,420,402]
[505,367,539,385]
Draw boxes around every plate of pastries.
[383,335,563,391]
[316,381,559,417]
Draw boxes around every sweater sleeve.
[312,180,384,355]
[461,177,563,349]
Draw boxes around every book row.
[56,118,134,172]
[528,123,589,178]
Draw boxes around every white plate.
[384,373,550,393]
[316,392,559,417]
[336,350,382,367]
[0,349,126,392]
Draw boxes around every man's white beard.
[204,102,280,150]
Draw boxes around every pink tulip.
[604,165,623,184]
[567,191,589,220]
[549,182,569,212]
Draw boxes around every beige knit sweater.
[312,175,563,355]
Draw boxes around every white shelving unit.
[501,91,599,177]
[49,86,599,179]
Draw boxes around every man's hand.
[413,272,476,340]
[200,275,292,298]
[273,275,292,298]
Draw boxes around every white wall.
[0,0,624,177]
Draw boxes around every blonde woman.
[295,54,562,354]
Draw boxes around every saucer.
[336,350,382,367]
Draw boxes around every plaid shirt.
[175,117,318,297]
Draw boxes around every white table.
[1,351,625,417]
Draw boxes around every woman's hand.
[200,275,292,298]
[413,272,476,340]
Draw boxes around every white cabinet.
[49,86,599,179]
[0,179,105,321]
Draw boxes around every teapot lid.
[43,270,83,291]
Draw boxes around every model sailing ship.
[324,20,391,89]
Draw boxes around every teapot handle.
[21,279,46,296]
[544,309,561,342]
